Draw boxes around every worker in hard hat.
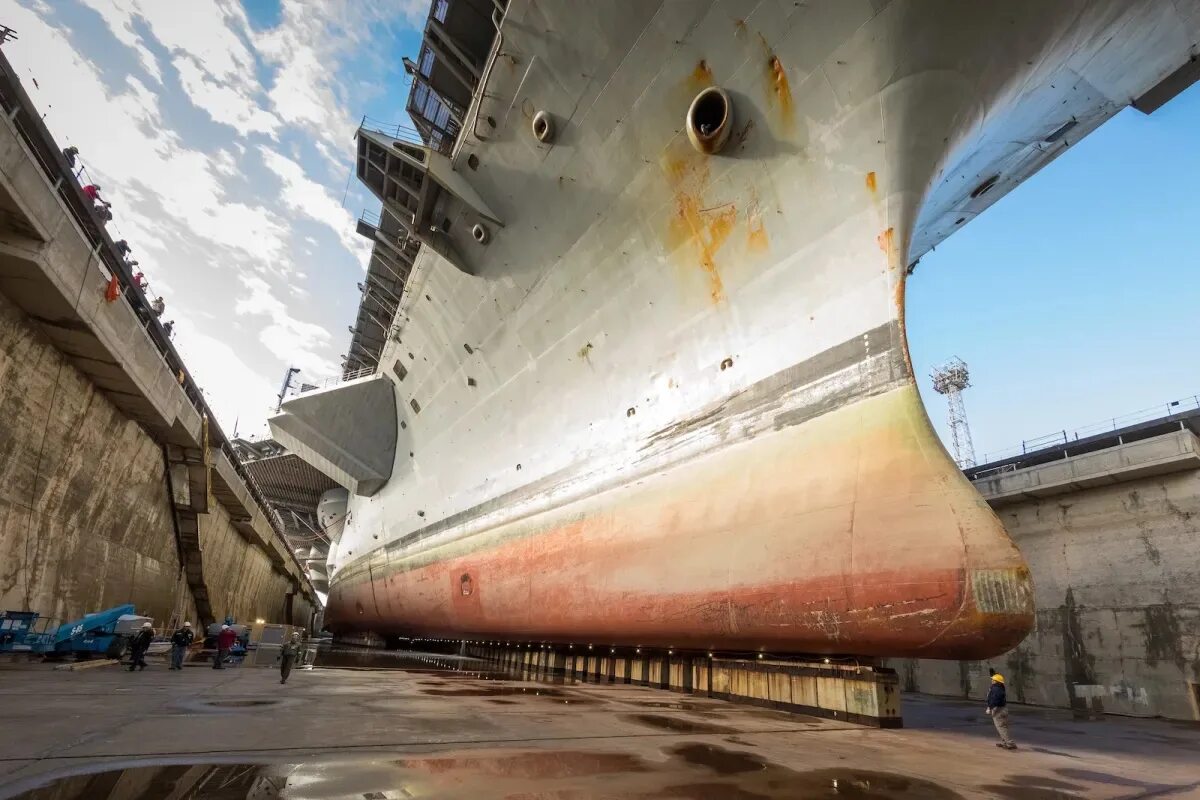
[128,622,154,672]
[169,621,193,671]
[986,673,1017,749]
[279,631,303,685]
[214,624,237,669]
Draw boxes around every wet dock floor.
[0,648,1197,798]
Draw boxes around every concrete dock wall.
[0,284,316,628]
[198,498,314,628]
[896,429,1200,720]
[0,65,318,631]
[0,287,313,628]
[0,287,181,623]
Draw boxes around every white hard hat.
[221,624,229,629]
[183,621,192,627]
[142,622,152,628]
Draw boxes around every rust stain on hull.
[876,227,895,260]
[746,189,769,254]
[759,35,794,132]
[328,387,1034,659]
[662,152,737,303]
[747,216,768,254]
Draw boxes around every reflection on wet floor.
[623,714,736,735]
[15,746,973,799]
[11,648,975,798]
[310,646,621,707]
[15,648,1192,799]
[311,646,500,676]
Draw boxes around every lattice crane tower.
[931,357,977,468]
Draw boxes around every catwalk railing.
[970,393,1200,476]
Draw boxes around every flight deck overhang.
[269,375,397,497]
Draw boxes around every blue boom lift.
[0,604,146,659]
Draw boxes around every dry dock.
[0,651,1197,799]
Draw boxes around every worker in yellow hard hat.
[986,671,1016,749]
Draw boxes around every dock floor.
[0,650,1197,798]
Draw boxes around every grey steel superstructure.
[274,1,1200,656]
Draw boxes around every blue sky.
[0,0,424,435]
[909,83,1200,463]
[1,0,1195,458]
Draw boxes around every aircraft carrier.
[271,0,1200,658]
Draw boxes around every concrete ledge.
[270,376,398,496]
[973,428,1200,505]
[0,112,202,446]
[209,448,314,594]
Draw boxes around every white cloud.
[254,1,427,154]
[78,0,279,137]
[235,275,338,378]
[171,314,280,438]
[0,0,415,431]
[76,0,163,83]
[259,146,369,265]
[172,54,280,136]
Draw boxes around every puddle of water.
[13,748,967,800]
[980,770,1151,800]
[419,685,604,705]
[670,743,768,774]
[749,768,965,799]
[313,647,497,677]
[651,783,774,799]
[395,751,649,779]
[1054,768,1151,788]
[634,700,712,712]
[1000,775,1085,790]
[623,714,736,734]
[420,686,571,698]
[977,787,1081,800]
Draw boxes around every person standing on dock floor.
[169,621,193,670]
[128,622,153,672]
[279,632,303,684]
[987,673,1017,750]
[214,624,236,669]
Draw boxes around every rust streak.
[747,215,768,254]
[876,227,895,259]
[746,188,768,255]
[865,171,877,193]
[691,59,713,88]
[662,153,736,304]
[758,35,794,131]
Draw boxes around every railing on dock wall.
[972,392,1200,470]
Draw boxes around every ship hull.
[327,385,1031,658]
[304,0,1199,657]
